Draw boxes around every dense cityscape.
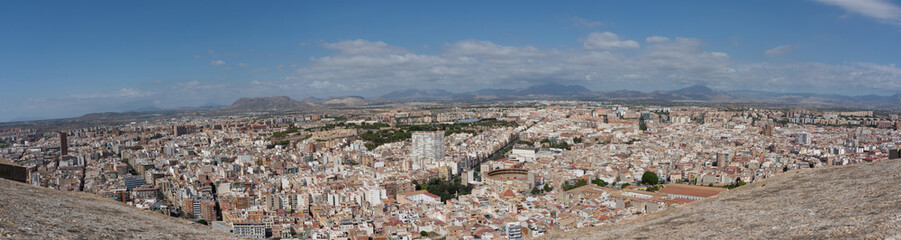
[2,101,899,239]
[4,1,901,239]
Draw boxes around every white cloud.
[646,36,670,43]
[70,88,154,99]
[284,34,901,96]
[238,62,248,67]
[9,33,901,122]
[570,16,603,27]
[446,40,543,57]
[765,44,801,56]
[210,60,226,66]
[813,0,901,25]
[582,32,640,50]
[322,39,408,55]
[289,34,735,93]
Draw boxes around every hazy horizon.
[3,0,901,121]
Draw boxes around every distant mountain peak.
[516,83,591,95]
[379,89,455,99]
[663,84,730,101]
[229,96,310,111]
[673,84,716,94]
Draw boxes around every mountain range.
[374,83,901,108]
[226,95,369,112]
[124,83,901,114]
[4,83,899,125]
[380,83,593,100]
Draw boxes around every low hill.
[228,96,312,111]
[379,89,456,100]
[514,83,591,96]
[322,96,367,106]
[0,179,237,239]
[547,159,901,239]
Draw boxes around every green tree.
[591,178,608,187]
[576,178,587,187]
[543,184,553,192]
[725,178,747,189]
[563,178,589,191]
[641,172,659,186]
[415,178,472,202]
[196,219,208,225]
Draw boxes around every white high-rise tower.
[411,131,444,169]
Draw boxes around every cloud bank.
[813,0,901,25]
[3,31,901,121]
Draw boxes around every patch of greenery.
[444,129,478,136]
[562,178,588,191]
[541,138,571,149]
[640,172,659,185]
[344,122,391,129]
[591,178,608,187]
[271,126,300,139]
[724,178,747,189]
[416,177,473,202]
[361,129,412,150]
[530,184,554,195]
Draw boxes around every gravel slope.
[546,159,901,240]
[0,179,238,239]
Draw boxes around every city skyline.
[3,1,901,121]
[3,2,901,238]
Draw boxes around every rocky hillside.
[0,179,237,239]
[547,159,901,239]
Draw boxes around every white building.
[506,222,523,239]
[403,190,440,203]
[797,132,811,145]
[411,131,444,169]
[510,147,538,162]
[211,221,267,239]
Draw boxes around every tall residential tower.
[411,131,444,169]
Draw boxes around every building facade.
[411,131,444,169]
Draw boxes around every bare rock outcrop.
[0,179,237,239]
[547,159,901,239]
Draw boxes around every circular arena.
[485,168,529,181]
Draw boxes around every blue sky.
[2,0,901,121]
